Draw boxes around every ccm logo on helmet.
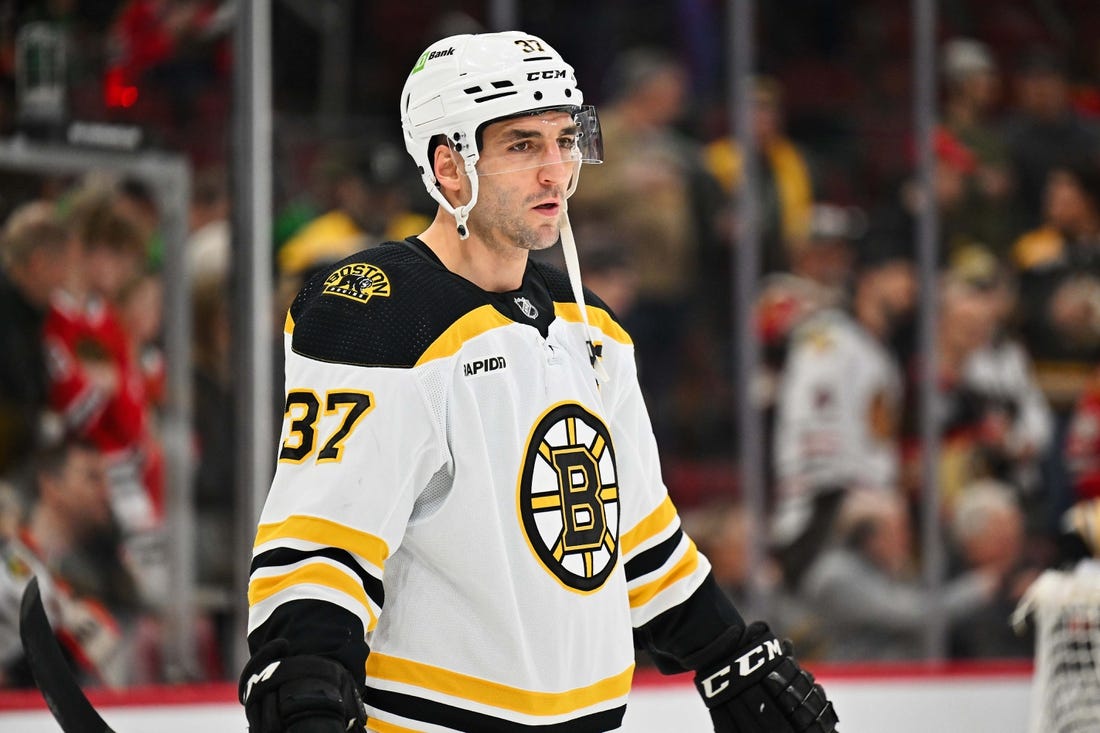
[527,69,568,81]
[699,638,784,699]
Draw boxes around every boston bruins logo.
[518,403,619,593]
[322,263,391,304]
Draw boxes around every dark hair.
[852,228,913,275]
[32,438,98,483]
[1054,158,1100,210]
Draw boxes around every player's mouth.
[533,200,561,217]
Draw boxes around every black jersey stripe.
[624,528,684,582]
[365,687,627,732]
[251,547,385,610]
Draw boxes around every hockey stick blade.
[19,575,116,733]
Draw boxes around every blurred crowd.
[2,0,1100,688]
[564,32,1100,665]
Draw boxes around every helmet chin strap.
[559,200,610,384]
[430,157,481,240]
[453,160,480,239]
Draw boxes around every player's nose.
[537,157,575,187]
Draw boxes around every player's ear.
[432,139,465,195]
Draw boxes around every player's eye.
[558,136,577,150]
[509,140,534,153]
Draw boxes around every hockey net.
[1014,561,1100,733]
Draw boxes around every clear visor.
[470,105,603,178]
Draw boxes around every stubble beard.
[470,186,561,255]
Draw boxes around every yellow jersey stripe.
[254,515,390,568]
[619,496,677,556]
[368,718,423,733]
[248,561,378,629]
[367,653,634,715]
[284,311,295,334]
[553,302,632,345]
[416,305,513,366]
[628,540,700,609]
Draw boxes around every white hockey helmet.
[400,31,603,238]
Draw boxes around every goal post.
[0,137,198,681]
[1014,561,1100,733]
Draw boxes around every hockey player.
[240,31,838,733]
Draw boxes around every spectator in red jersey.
[43,191,167,609]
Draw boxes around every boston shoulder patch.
[517,402,620,593]
[322,263,391,304]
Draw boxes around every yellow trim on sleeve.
[553,302,632,345]
[627,540,700,610]
[248,561,378,629]
[619,496,677,556]
[254,515,390,569]
[415,305,513,366]
[368,719,425,733]
[284,311,295,334]
[366,653,634,716]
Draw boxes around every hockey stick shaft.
[19,575,116,733]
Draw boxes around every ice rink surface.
[0,667,1031,732]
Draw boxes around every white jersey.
[963,339,1053,457]
[773,309,902,500]
[248,239,712,732]
[0,536,127,686]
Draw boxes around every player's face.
[470,111,579,252]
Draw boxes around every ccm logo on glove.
[700,638,783,698]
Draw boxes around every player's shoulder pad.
[286,241,487,368]
[529,259,625,328]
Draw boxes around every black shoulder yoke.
[288,240,489,368]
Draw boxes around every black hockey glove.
[691,622,838,733]
[239,639,367,733]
